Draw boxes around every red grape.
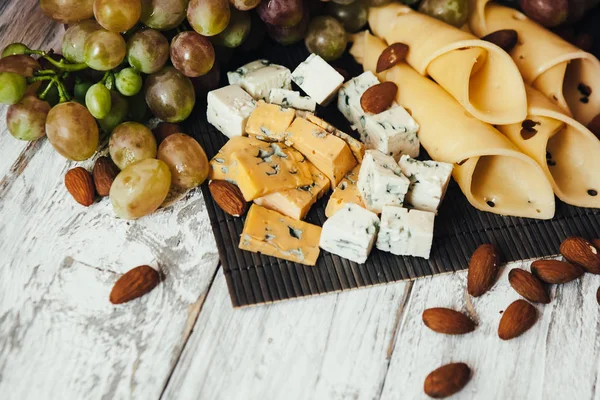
[46,102,99,161]
[127,29,170,74]
[62,20,102,63]
[157,134,209,189]
[7,95,51,141]
[94,0,142,32]
[257,0,303,27]
[140,0,188,30]
[188,0,231,37]
[84,29,127,70]
[170,31,216,77]
[40,0,94,23]
[267,11,308,45]
[145,67,196,122]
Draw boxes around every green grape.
[86,83,112,119]
[62,20,101,63]
[83,29,127,71]
[46,102,99,161]
[2,43,30,57]
[418,0,469,28]
[332,0,356,4]
[127,29,170,74]
[327,0,368,33]
[74,81,94,103]
[229,0,261,10]
[116,68,143,96]
[94,0,142,32]
[40,0,94,23]
[0,72,27,105]
[127,92,150,122]
[366,0,392,5]
[170,31,215,77]
[109,122,157,169]
[140,0,188,30]
[267,11,308,45]
[145,67,195,122]
[305,16,347,61]
[187,0,231,37]
[99,91,129,133]
[110,158,172,220]
[157,133,209,189]
[257,0,303,27]
[7,95,52,141]
[212,9,252,48]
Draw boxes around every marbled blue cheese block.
[398,155,454,213]
[207,85,257,138]
[227,60,271,84]
[357,150,410,213]
[292,54,344,105]
[337,71,379,135]
[268,88,316,112]
[362,106,420,160]
[227,59,291,100]
[319,203,380,264]
[376,205,435,259]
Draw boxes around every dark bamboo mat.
[187,30,600,307]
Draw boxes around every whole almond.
[508,268,550,304]
[360,82,397,114]
[110,265,160,304]
[531,259,584,284]
[498,299,537,340]
[560,237,600,274]
[209,180,248,217]
[467,244,500,297]
[481,29,519,52]
[64,167,95,206]
[424,362,471,398]
[422,308,475,335]
[376,42,409,73]
[92,156,120,197]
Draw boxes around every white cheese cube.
[398,155,454,213]
[207,85,256,138]
[320,203,380,264]
[228,60,291,100]
[291,54,344,106]
[362,106,420,160]
[337,71,379,134]
[358,150,410,213]
[376,206,435,259]
[268,88,316,112]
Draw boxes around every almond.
[560,236,600,274]
[209,180,248,217]
[467,244,500,297]
[376,42,409,73]
[64,167,95,206]
[109,265,160,304]
[424,362,471,399]
[587,113,600,140]
[508,268,550,304]
[481,29,519,52]
[422,308,475,335]
[530,259,584,284]
[498,299,537,340]
[92,156,119,197]
[597,286,600,305]
[360,82,397,114]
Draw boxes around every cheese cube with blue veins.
[227,60,292,100]
[337,71,379,135]
[268,88,316,112]
[358,150,410,214]
[291,54,345,106]
[376,205,435,259]
[363,105,420,160]
[320,203,380,264]
[245,101,296,142]
[207,84,257,138]
[398,155,454,213]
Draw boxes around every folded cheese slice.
[368,3,527,125]
[351,33,555,219]
[496,86,600,208]
[469,1,600,126]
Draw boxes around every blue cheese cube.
[357,150,410,213]
[268,88,316,112]
[207,85,256,138]
[398,155,454,213]
[376,206,435,259]
[320,203,380,264]
[291,54,344,106]
[337,71,379,135]
[227,60,291,100]
[362,106,420,160]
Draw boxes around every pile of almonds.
[422,236,600,398]
[64,156,119,206]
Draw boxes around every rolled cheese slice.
[469,1,600,126]
[497,86,600,208]
[368,3,527,125]
[351,32,555,219]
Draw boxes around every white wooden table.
[1,4,600,399]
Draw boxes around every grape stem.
[27,49,88,72]
[38,79,56,100]
[102,70,115,90]
[34,69,57,76]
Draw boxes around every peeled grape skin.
[305,16,347,61]
[170,31,215,77]
[94,0,142,33]
[230,0,261,11]
[140,0,188,30]
[257,0,303,27]
[145,67,196,123]
[109,122,157,170]
[62,20,101,63]
[188,0,231,36]
[7,95,51,141]
[110,159,172,220]
[83,29,127,71]
[40,0,94,23]
[46,102,99,161]
[127,29,170,74]
[157,134,209,189]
